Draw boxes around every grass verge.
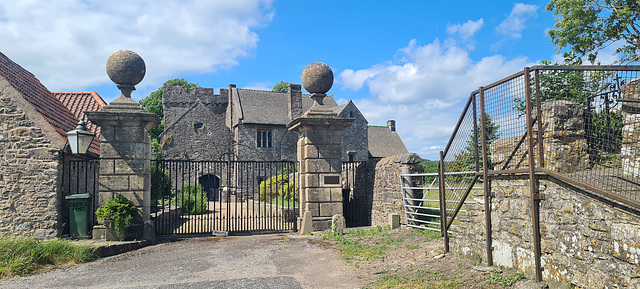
[322,226,526,288]
[322,226,440,266]
[0,235,97,279]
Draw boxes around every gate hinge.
[534,193,546,200]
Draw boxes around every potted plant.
[95,194,140,241]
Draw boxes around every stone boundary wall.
[0,92,61,238]
[370,153,422,226]
[452,176,640,288]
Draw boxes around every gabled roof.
[53,91,106,154]
[235,88,337,125]
[0,52,79,145]
[368,126,408,158]
[331,100,364,119]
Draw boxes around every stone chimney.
[288,83,302,120]
[387,120,396,131]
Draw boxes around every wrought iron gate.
[342,161,374,227]
[151,160,298,235]
[62,159,100,235]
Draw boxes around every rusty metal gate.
[151,160,298,235]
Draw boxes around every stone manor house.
[0,50,409,238]
[160,84,408,162]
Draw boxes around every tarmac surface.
[0,234,364,289]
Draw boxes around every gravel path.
[0,234,364,289]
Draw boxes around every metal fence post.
[438,151,449,252]
[534,69,545,167]
[479,86,493,266]
[525,67,543,282]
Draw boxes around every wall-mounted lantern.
[66,121,95,155]
[151,148,157,161]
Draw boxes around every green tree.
[546,0,640,63]
[512,55,595,114]
[139,78,197,146]
[272,81,291,93]
[515,57,622,155]
[449,113,500,180]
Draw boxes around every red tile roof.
[0,52,80,142]
[0,52,82,146]
[53,91,106,154]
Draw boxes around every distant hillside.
[420,159,438,174]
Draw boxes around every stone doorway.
[199,174,220,202]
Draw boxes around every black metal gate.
[151,160,298,235]
[62,159,100,235]
[342,161,374,227]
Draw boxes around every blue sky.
[0,0,622,160]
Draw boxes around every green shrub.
[279,181,298,202]
[95,194,140,241]
[173,185,208,215]
[151,164,171,203]
[259,174,288,201]
[0,236,96,279]
[259,173,298,203]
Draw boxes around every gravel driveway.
[1,234,364,289]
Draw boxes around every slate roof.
[53,91,106,154]
[368,126,408,158]
[331,103,348,115]
[235,88,338,125]
[0,52,79,143]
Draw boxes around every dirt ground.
[319,226,546,289]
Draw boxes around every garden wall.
[451,176,640,288]
[370,153,422,226]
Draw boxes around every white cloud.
[446,19,484,41]
[496,3,538,38]
[339,67,385,91]
[339,38,534,160]
[0,0,274,91]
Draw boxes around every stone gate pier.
[85,50,159,241]
[287,62,353,231]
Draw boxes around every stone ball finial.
[106,50,146,86]
[302,62,333,95]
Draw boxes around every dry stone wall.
[370,153,422,226]
[452,176,640,288]
[0,94,61,238]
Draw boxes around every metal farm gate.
[151,160,298,235]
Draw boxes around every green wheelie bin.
[66,194,91,237]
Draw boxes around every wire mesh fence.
[441,66,640,230]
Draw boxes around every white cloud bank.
[0,0,274,91]
[496,3,538,39]
[339,36,534,160]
